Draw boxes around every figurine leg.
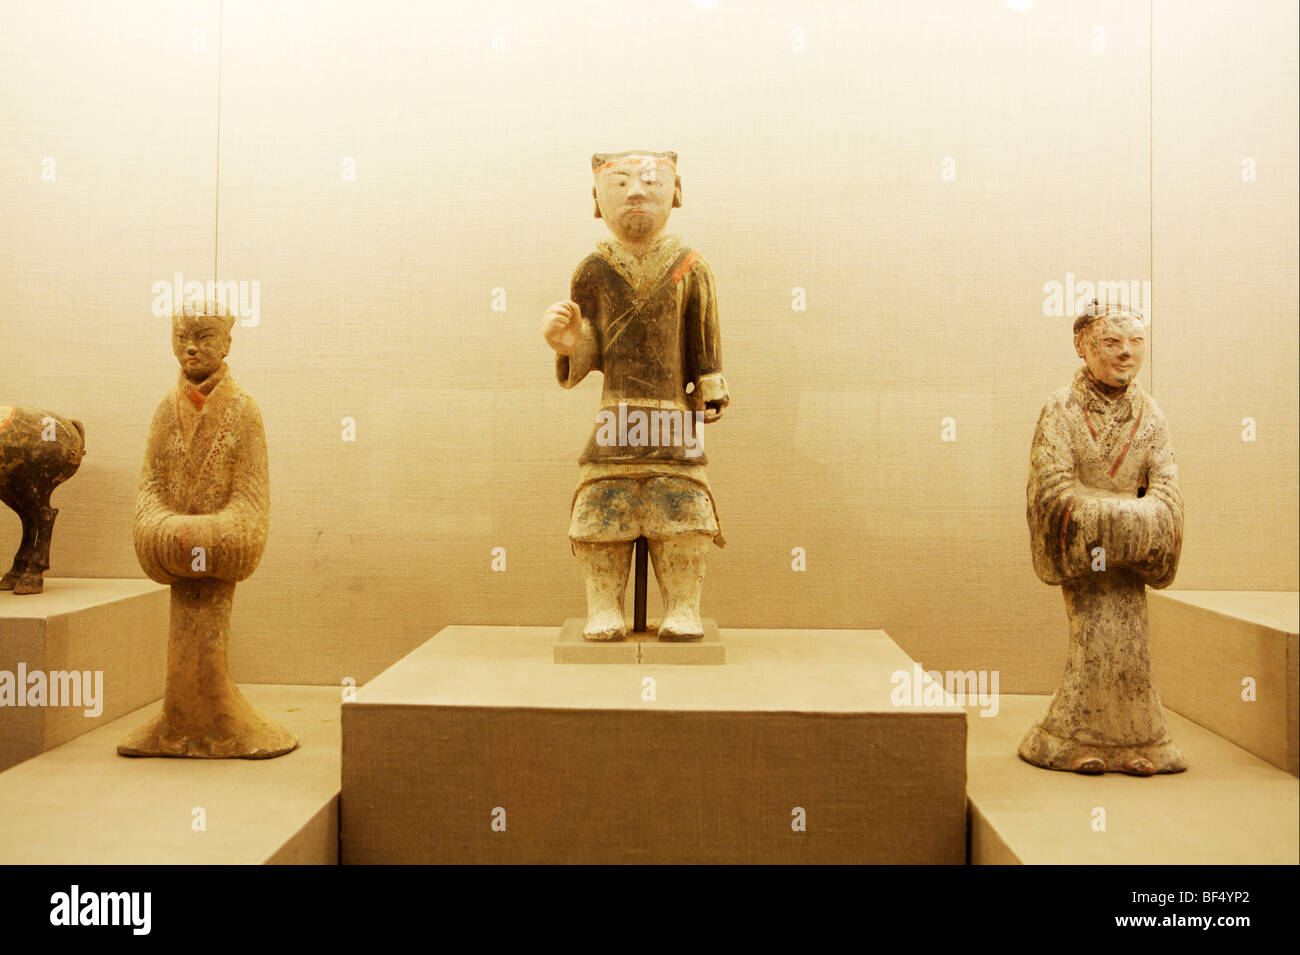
[12,501,56,595]
[648,533,710,641]
[574,540,633,641]
[0,501,34,590]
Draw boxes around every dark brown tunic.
[556,235,726,543]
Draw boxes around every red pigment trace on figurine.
[1108,402,1145,478]
[1059,498,1073,556]
[1079,405,1097,439]
[672,251,701,283]
[596,158,677,174]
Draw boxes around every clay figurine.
[118,300,296,759]
[0,406,85,594]
[542,151,728,641]
[1020,300,1186,775]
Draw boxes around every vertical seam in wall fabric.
[213,0,224,286]
[1149,0,1155,397]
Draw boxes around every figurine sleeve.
[1065,404,1182,585]
[133,396,270,584]
[133,399,185,585]
[199,396,271,583]
[1028,394,1184,587]
[1027,396,1085,585]
[684,254,727,404]
[556,260,602,388]
[1125,401,1183,588]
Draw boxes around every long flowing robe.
[557,234,726,544]
[118,363,295,759]
[1019,367,1186,772]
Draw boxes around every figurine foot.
[117,708,298,759]
[1020,723,1188,774]
[0,571,16,590]
[1122,757,1156,777]
[583,608,627,641]
[657,609,704,641]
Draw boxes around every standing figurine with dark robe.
[1020,301,1185,775]
[118,300,296,759]
[542,151,728,641]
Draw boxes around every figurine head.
[592,151,681,249]
[172,299,233,382]
[1073,300,1146,388]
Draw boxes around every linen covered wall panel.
[32,4,1298,693]
[0,2,220,580]
[1152,0,1300,590]
[209,0,1151,689]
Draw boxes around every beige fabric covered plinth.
[342,626,966,864]
[1150,591,1299,776]
[969,695,1299,865]
[0,578,167,772]
[0,684,341,864]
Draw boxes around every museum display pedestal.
[554,618,724,664]
[0,684,341,864]
[966,695,1300,865]
[0,578,168,772]
[341,625,967,864]
[1149,590,1299,776]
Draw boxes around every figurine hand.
[696,373,729,423]
[543,300,582,356]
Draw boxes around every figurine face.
[1076,314,1145,388]
[172,314,231,381]
[594,158,679,247]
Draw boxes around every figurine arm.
[133,402,185,585]
[685,255,728,418]
[1027,398,1086,584]
[1028,396,1183,587]
[1064,404,1181,584]
[555,316,599,389]
[133,398,270,584]
[197,398,270,582]
[554,264,602,388]
[1122,405,1183,588]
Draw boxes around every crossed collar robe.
[557,233,726,467]
[555,234,727,544]
[134,363,269,585]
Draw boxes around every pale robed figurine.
[542,151,728,641]
[118,300,296,759]
[1019,300,1185,776]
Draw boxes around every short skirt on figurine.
[569,475,721,544]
